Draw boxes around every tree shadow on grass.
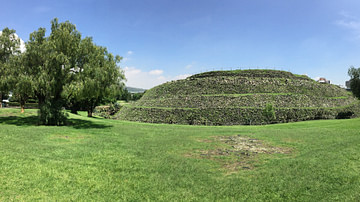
[67,118,113,129]
[0,116,39,126]
[0,116,112,129]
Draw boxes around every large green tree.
[23,18,124,124]
[23,19,82,125]
[0,28,21,107]
[348,66,360,99]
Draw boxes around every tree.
[263,103,276,123]
[23,18,82,125]
[131,92,144,101]
[22,18,125,123]
[65,37,125,117]
[118,88,131,101]
[348,66,360,99]
[0,28,21,108]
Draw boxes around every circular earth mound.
[117,69,360,125]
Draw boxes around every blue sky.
[2,0,360,89]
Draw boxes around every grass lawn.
[0,108,360,201]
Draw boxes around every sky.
[2,0,360,89]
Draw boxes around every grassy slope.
[1,108,360,201]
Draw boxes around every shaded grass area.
[1,108,360,201]
[0,109,111,129]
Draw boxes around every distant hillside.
[117,69,360,125]
[126,86,147,93]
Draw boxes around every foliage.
[94,102,122,118]
[117,87,131,101]
[21,19,81,124]
[65,36,124,117]
[38,100,68,125]
[119,69,360,125]
[0,27,21,106]
[131,92,144,101]
[118,88,144,101]
[348,66,360,99]
[7,54,35,113]
[117,102,360,125]
[19,18,124,123]
[2,108,360,200]
[263,103,276,123]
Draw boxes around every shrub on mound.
[116,69,360,125]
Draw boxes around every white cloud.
[127,51,133,55]
[149,69,163,75]
[123,66,191,89]
[123,66,141,76]
[336,11,360,39]
[185,64,193,69]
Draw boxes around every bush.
[94,102,122,118]
[263,104,276,123]
[38,101,68,125]
[117,102,360,126]
[336,111,354,119]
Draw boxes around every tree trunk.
[37,94,45,109]
[0,93,2,108]
[87,109,93,117]
[71,108,78,114]
[20,99,25,113]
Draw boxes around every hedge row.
[135,94,356,109]
[117,102,360,125]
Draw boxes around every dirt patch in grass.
[218,135,291,154]
[189,135,291,173]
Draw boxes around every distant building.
[317,77,330,84]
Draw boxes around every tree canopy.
[65,36,125,117]
[3,18,125,124]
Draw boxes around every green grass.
[1,108,360,201]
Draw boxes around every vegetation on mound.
[118,69,360,125]
[189,69,309,79]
